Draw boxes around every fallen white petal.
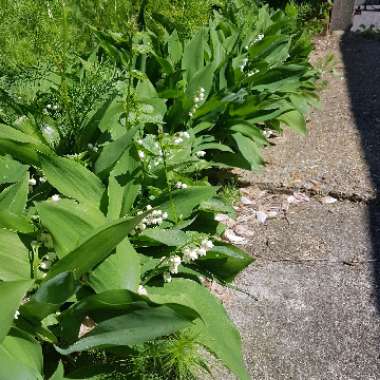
[256,211,268,224]
[320,196,337,204]
[223,229,247,244]
[240,196,255,205]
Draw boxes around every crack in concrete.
[253,258,380,266]
[238,180,377,204]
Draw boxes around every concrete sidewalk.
[225,34,380,379]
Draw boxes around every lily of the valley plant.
[0,1,318,379]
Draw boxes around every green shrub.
[0,1,318,379]
[262,0,333,34]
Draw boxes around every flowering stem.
[158,127,178,223]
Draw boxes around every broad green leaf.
[98,98,124,136]
[49,362,65,380]
[90,238,141,293]
[168,30,183,65]
[248,35,289,63]
[55,304,194,354]
[0,173,28,214]
[21,272,76,321]
[137,228,188,247]
[191,121,214,135]
[232,133,264,170]
[0,329,43,380]
[0,124,52,165]
[229,124,267,146]
[0,155,28,184]
[155,186,217,221]
[196,142,234,153]
[0,280,33,342]
[107,174,141,220]
[277,109,306,134]
[199,197,235,215]
[182,29,206,82]
[41,155,105,207]
[0,210,35,233]
[199,243,254,282]
[148,279,250,380]
[251,65,305,92]
[0,228,30,281]
[37,200,105,258]
[77,93,118,149]
[45,213,146,280]
[95,126,139,175]
[186,63,215,99]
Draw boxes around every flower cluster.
[247,69,260,77]
[137,285,148,296]
[173,131,190,145]
[196,150,206,158]
[240,58,248,72]
[175,181,188,189]
[133,206,168,234]
[169,255,182,274]
[189,88,206,118]
[87,143,99,153]
[244,33,265,50]
[254,33,264,43]
[51,194,60,202]
[182,239,214,263]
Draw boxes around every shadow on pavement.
[340,32,380,311]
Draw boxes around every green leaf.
[137,228,188,247]
[0,228,31,281]
[55,305,193,355]
[277,109,306,134]
[0,124,52,165]
[232,133,264,170]
[196,142,234,153]
[155,186,217,221]
[0,210,35,233]
[21,272,76,321]
[0,280,33,342]
[98,98,124,135]
[95,126,139,175]
[45,213,146,280]
[41,155,105,207]
[0,173,28,214]
[199,242,253,282]
[229,124,267,146]
[186,63,215,99]
[251,65,305,92]
[49,362,65,380]
[78,93,118,149]
[37,200,105,258]
[168,30,183,65]
[148,279,250,380]
[248,35,289,65]
[89,238,140,293]
[0,155,28,184]
[107,173,141,220]
[0,329,43,380]
[182,29,206,82]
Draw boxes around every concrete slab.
[238,36,376,201]
[223,34,380,379]
[225,200,380,380]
